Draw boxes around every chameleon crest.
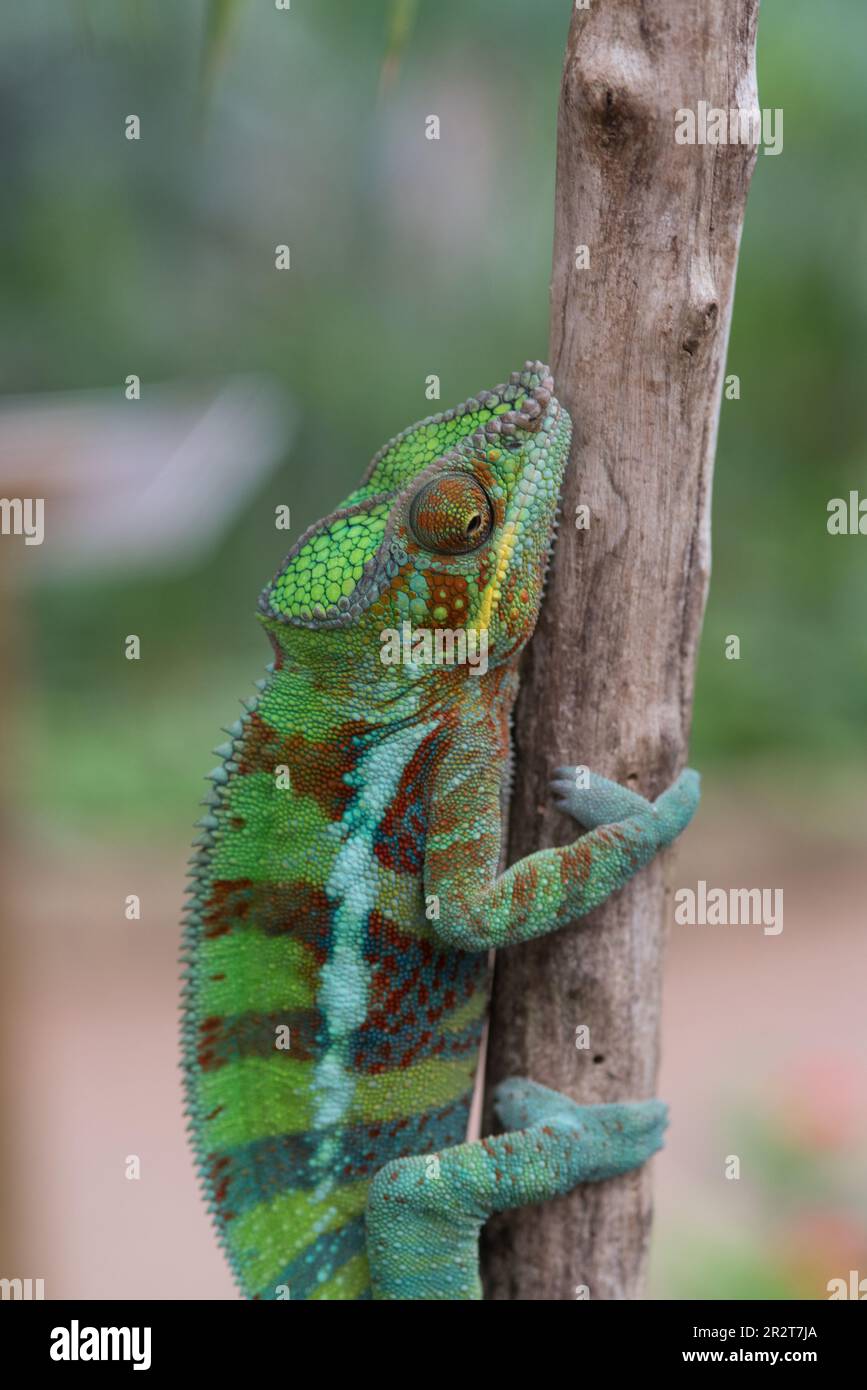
[181,362,699,1300]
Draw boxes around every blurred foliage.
[652,1066,867,1299]
[201,0,244,100]
[2,0,866,836]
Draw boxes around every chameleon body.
[180,362,699,1300]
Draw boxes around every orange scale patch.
[427,571,470,627]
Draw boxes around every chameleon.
[180,360,700,1300]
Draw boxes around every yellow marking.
[476,519,518,632]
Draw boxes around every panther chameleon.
[180,360,700,1300]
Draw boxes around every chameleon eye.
[408,474,494,555]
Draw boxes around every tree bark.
[482,0,760,1300]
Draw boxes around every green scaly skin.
[180,361,700,1300]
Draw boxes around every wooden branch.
[482,0,760,1300]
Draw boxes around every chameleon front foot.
[551,765,700,845]
[551,767,651,828]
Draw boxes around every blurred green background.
[1,0,864,1300]
[5,0,867,836]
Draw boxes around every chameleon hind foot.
[366,1077,667,1300]
[491,1076,668,1178]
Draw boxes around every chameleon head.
[259,361,572,677]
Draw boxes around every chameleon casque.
[180,361,700,1300]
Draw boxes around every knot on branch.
[563,56,658,160]
[680,299,719,358]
